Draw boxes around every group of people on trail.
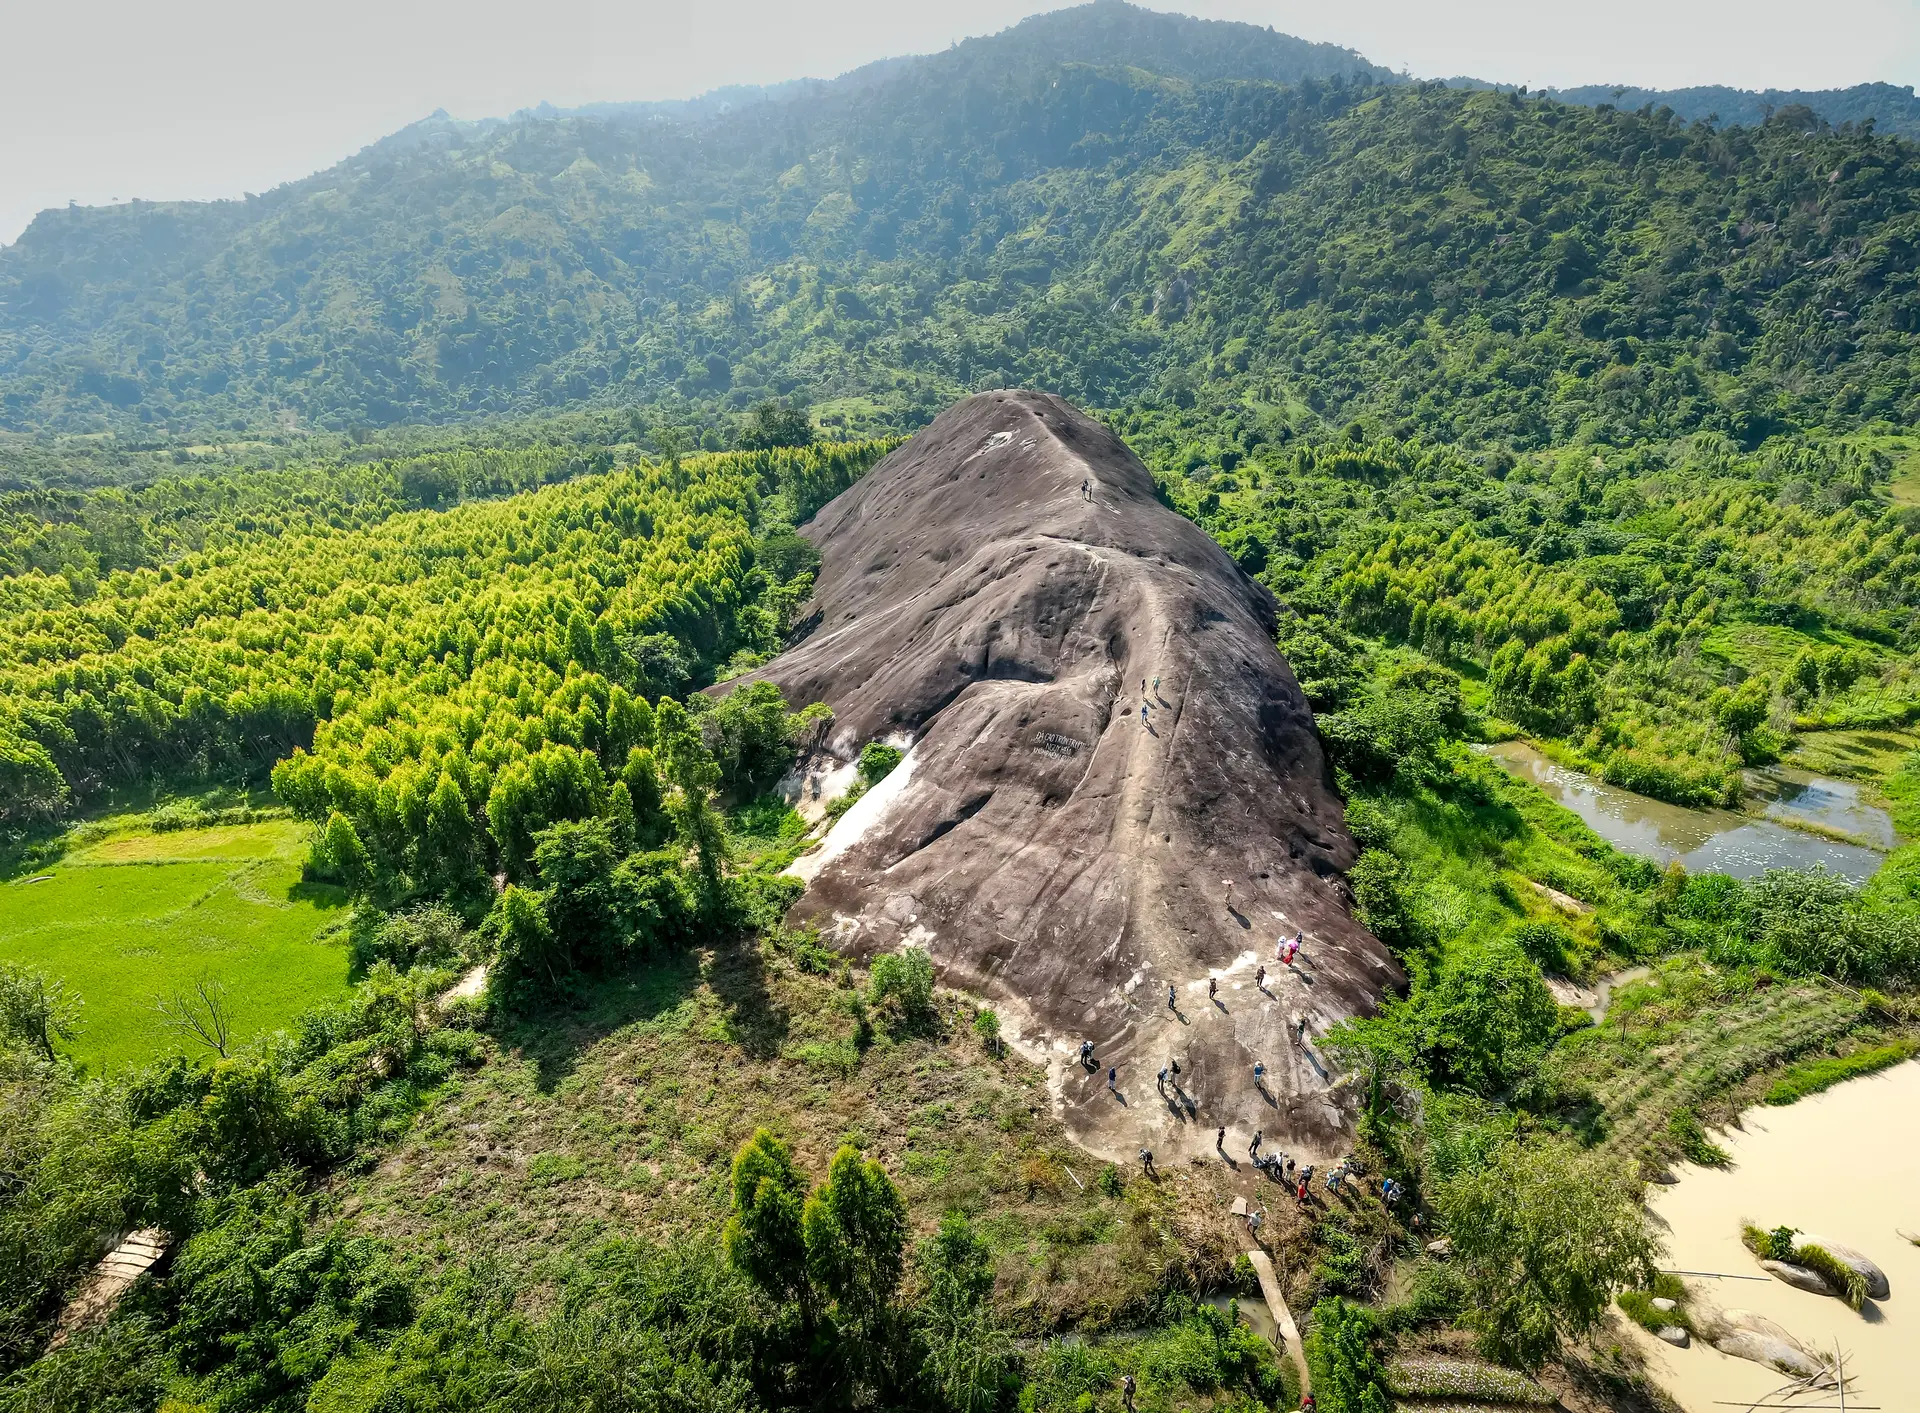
[1137,674,1160,726]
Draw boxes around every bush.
[972,1008,1001,1053]
[857,742,903,785]
[349,903,470,974]
[1510,922,1575,973]
[1384,1355,1554,1404]
[1348,849,1418,952]
[867,948,935,1032]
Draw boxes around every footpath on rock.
[742,391,1403,1166]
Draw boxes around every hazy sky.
[6,0,1919,247]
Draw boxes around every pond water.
[1629,1060,1920,1411]
[1482,741,1890,881]
[1202,1291,1279,1346]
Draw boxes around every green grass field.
[0,817,352,1070]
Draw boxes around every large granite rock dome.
[743,390,1402,1161]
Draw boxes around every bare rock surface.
[743,391,1401,1163]
[1761,1258,1837,1296]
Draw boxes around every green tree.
[915,1213,1015,1413]
[738,400,815,451]
[1438,1138,1659,1369]
[488,885,563,999]
[321,811,375,895]
[0,963,81,1060]
[868,948,935,1032]
[1407,941,1561,1097]
[1305,1297,1390,1413]
[724,1129,812,1311]
[803,1144,907,1347]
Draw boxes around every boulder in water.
[1802,1235,1890,1301]
[1706,1309,1833,1384]
[1761,1258,1837,1296]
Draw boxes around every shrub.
[867,947,935,1031]
[857,742,903,785]
[973,1007,1001,1053]
[1510,922,1575,973]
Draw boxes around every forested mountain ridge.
[1545,80,1920,140]
[3,1,1916,448]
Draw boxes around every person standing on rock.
[1224,879,1234,907]
[1167,983,1177,1011]
[1256,965,1267,991]
[1247,1208,1264,1239]
[1216,1125,1226,1152]
[1080,1039,1095,1068]
[1209,976,1218,1003]
[1250,1129,1262,1159]
[1082,478,1091,500]
[1157,1065,1168,1093]
[1141,702,1150,726]
[1139,1148,1153,1176]
[1253,1060,1266,1087]
[1107,1065,1117,1093]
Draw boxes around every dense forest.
[3,2,1919,448]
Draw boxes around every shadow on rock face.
[736,390,1404,1164]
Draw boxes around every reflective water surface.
[1482,741,1891,881]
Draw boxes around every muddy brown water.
[1483,742,1890,881]
[1628,1060,1920,1411]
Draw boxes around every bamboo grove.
[0,439,896,841]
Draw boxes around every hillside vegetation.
[2,4,1918,448]
[1138,416,1920,805]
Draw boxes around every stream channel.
[1482,741,1894,881]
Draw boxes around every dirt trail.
[741,391,1400,1164]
